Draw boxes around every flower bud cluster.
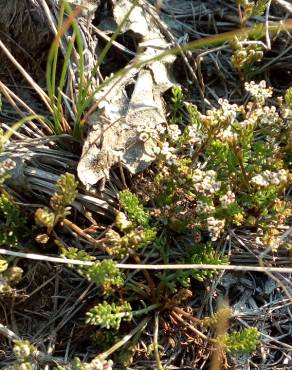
[245,80,272,104]
[251,169,288,188]
[73,356,114,370]
[256,106,283,130]
[13,341,36,363]
[219,191,236,208]
[192,169,221,195]
[232,43,263,73]
[185,125,203,145]
[137,119,166,140]
[200,99,237,129]
[207,217,225,241]
[218,127,239,143]
[195,201,215,214]
[160,141,177,162]
[0,158,16,185]
[167,124,182,141]
[0,264,23,294]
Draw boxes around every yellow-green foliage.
[221,327,261,353]
[0,258,23,294]
[61,246,124,292]
[118,190,149,226]
[0,193,27,248]
[35,172,78,231]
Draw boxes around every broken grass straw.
[0,248,291,273]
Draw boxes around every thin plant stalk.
[2,115,54,144]
[0,81,52,135]
[0,39,52,113]
[98,317,150,360]
[52,2,65,103]
[46,1,81,134]
[46,29,64,133]
[58,1,87,138]
[1,248,292,274]
[79,0,139,122]
[81,19,292,124]
[57,34,75,119]
[153,313,164,370]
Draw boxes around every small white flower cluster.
[207,217,225,241]
[281,106,292,120]
[218,98,238,124]
[245,80,272,104]
[0,158,16,177]
[193,81,288,147]
[251,169,288,188]
[200,99,238,128]
[195,201,215,214]
[18,363,34,370]
[167,124,181,141]
[160,142,177,164]
[137,119,166,142]
[220,191,236,208]
[13,341,34,360]
[256,105,283,128]
[2,158,16,170]
[186,125,203,145]
[218,126,239,143]
[78,358,114,370]
[192,169,221,195]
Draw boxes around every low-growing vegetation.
[0,1,291,369]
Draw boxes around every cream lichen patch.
[77,69,169,186]
[77,0,175,188]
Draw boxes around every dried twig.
[274,0,292,14]
[0,248,291,273]
[0,39,52,113]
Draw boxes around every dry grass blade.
[0,81,52,135]
[0,2,291,369]
[0,39,52,113]
[0,248,291,274]
[275,0,292,13]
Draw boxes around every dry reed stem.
[0,39,52,112]
[0,248,291,274]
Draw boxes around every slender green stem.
[57,33,75,121]
[2,115,54,143]
[132,303,161,316]
[81,19,292,124]
[62,1,86,138]
[98,317,150,360]
[118,303,161,320]
[82,0,139,102]
[46,39,62,133]
[52,3,64,99]
[46,3,68,134]
[153,313,164,370]
[231,146,250,190]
